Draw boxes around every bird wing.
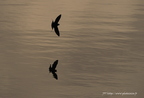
[52,60,58,69]
[54,26,60,36]
[52,72,58,80]
[55,14,61,24]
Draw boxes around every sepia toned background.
[0,0,144,98]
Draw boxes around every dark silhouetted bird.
[49,60,58,80]
[51,14,61,36]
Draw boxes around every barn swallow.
[51,14,61,36]
[49,60,58,80]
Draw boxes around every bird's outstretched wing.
[52,72,58,80]
[52,60,58,69]
[54,27,60,36]
[55,14,61,24]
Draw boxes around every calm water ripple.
[0,0,144,98]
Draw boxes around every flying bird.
[51,14,61,36]
[49,60,58,80]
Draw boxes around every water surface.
[0,0,144,98]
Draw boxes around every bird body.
[51,21,59,29]
[51,14,61,36]
[49,64,57,72]
[49,60,58,80]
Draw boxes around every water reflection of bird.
[51,14,61,36]
[49,60,58,80]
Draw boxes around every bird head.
[51,20,54,29]
[49,64,52,73]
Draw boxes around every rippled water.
[0,0,144,98]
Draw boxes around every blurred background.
[0,0,144,98]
